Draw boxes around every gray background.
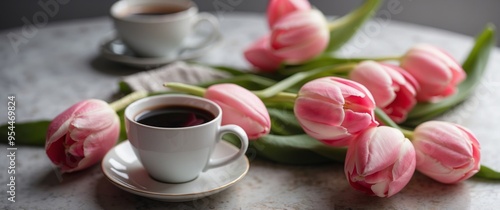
[1,0,499,44]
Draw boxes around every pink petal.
[359,127,404,175]
[384,85,416,123]
[270,9,329,64]
[340,110,375,135]
[401,44,465,102]
[344,126,415,197]
[294,97,345,127]
[46,100,90,147]
[69,104,120,140]
[299,78,345,105]
[350,61,395,107]
[415,122,473,165]
[387,140,416,197]
[273,34,329,64]
[217,101,268,139]
[206,84,271,139]
[243,35,284,71]
[271,24,321,48]
[332,77,376,111]
[413,121,481,183]
[45,99,120,173]
[267,0,311,28]
[272,9,323,30]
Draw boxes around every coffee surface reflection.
[135,105,215,128]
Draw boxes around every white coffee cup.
[124,94,249,183]
[110,0,220,58]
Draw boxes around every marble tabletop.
[1,13,500,209]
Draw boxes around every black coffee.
[125,6,186,17]
[135,105,215,128]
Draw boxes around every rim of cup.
[125,94,222,130]
[111,0,198,23]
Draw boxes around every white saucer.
[101,140,249,202]
[99,34,221,68]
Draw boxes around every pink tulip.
[345,126,416,197]
[243,35,284,72]
[349,61,419,123]
[400,44,466,102]
[294,77,378,147]
[270,9,330,64]
[267,0,311,28]
[205,84,271,139]
[46,99,120,173]
[412,121,481,184]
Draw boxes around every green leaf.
[404,24,496,127]
[0,120,50,146]
[267,108,304,135]
[375,108,401,129]
[325,0,382,52]
[198,74,277,90]
[474,165,500,180]
[208,65,248,76]
[119,81,133,94]
[251,134,347,164]
[116,109,128,142]
[0,110,129,147]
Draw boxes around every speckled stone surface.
[1,13,500,209]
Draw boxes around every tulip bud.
[205,84,271,139]
[412,121,481,184]
[243,35,284,72]
[267,0,311,28]
[294,77,378,147]
[45,99,120,173]
[349,61,419,123]
[345,126,416,197]
[400,44,466,102]
[270,9,330,64]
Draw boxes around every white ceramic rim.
[100,140,250,199]
[124,94,222,130]
[110,0,198,23]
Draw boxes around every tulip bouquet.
[161,0,499,197]
[45,91,147,173]
[2,0,500,199]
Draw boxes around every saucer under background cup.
[101,140,249,202]
[99,32,221,68]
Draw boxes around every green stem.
[198,74,277,89]
[325,0,382,52]
[166,81,298,104]
[164,82,207,97]
[401,128,414,140]
[328,12,356,32]
[368,55,402,62]
[255,63,357,98]
[282,55,401,76]
[281,63,337,75]
[327,0,380,32]
[374,108,415,139]
[109,91,148,112]
[374,108,400,129]
[317,55,401,62]
[264,92,297,103]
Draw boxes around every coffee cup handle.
[203,125,248,172]
[178,12,221,56]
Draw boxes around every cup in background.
[110,0,219,58]
[124,94,248,183]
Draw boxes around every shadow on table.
[36,165,100,188]
[94,176,235,209]
[330,172,471,209]
[239,159,471,209]
[89,55,150,76]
